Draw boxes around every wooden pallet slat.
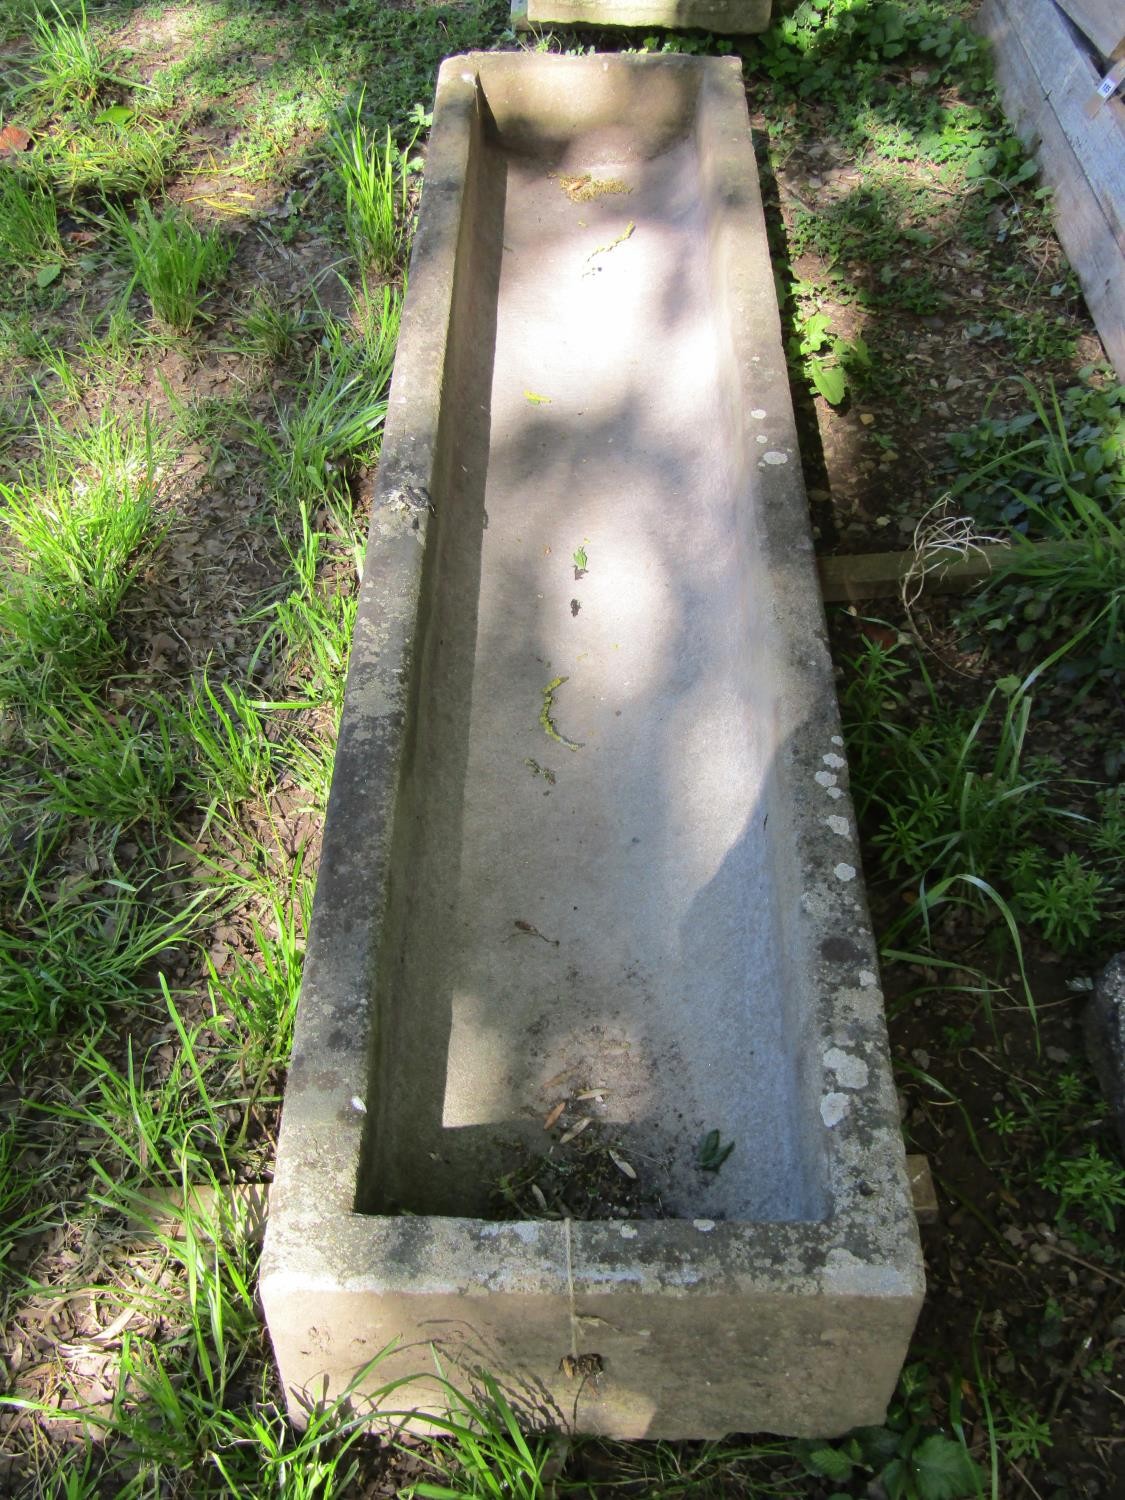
[1056,0,1125,62]
[978,0,1125,378]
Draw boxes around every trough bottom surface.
[368,129,814,1225]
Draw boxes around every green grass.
[326,92,420,273]
[109,198,234,331]
[246,286,399,510]
[24,0,117,109]
[0,877,204,1069]
[246,502,360,713]
[234,290,312,364]
[0,407,165,700]
[35,689,179,827]
[35,112,183,200]
[0,168,64,273]
[176,672,278,824]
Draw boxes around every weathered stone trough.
[261,52,923,1441]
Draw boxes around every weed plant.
[110,199,234,331]
[992,1070,1125,1236]
[793,1361,980,1498]
[842,631,1121,962]
[950,379,1124,689]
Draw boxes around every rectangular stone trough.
[261,52,923,1441]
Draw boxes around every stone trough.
[261,52,923,1441]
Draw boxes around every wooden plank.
[989,0,1125,249]
[817,544,1010,603]
[130,1182,270,1242]
[907,1155,939,1226]
[1055,0,1125,61]
[978,0,1125,377]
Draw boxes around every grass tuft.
[0,168,63,272]
[326,91,419,273]
[109,199,235,331]
[25,0,113,109]
[0,407,165,701]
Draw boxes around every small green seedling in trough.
[698,1129,734,1173]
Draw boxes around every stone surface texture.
[260,52,923,1442]
[515,0,772,34]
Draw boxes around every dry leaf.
[543,1100,566,1131]
[558,1116,592,1146]
[0,125,32,153]
[608,1150,636,1180]
[530,1183,548,1211]
[575,1088,608,1101]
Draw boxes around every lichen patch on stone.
[826,815,849,836]
[824,1048,869,1089]
[834,863,857,882]
[820,1092,850,1127]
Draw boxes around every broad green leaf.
[95,105,134,126]
[796,1441,854,1481]
[912,1433,982,1500]
[35,264,61,288]
[811,359,847,406]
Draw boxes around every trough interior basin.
[358,58,826,1226]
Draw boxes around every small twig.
[1010,1462,1046,1500]
[1049,1332,1095,1420]
[1040,1241,1125,1291]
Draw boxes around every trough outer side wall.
[260,62,486,1390]
[262,52,923,1440]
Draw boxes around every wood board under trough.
[1056,0,1124,60]
[977,0,1125,379]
